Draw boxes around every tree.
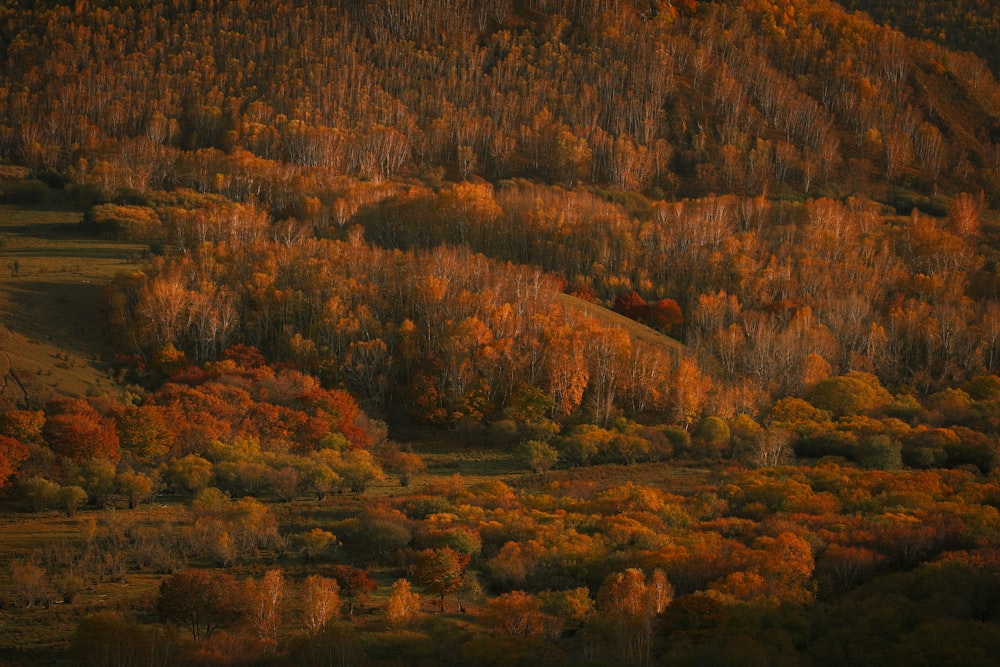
[743,427,794,468]
[156,569,243,640]
[71,612,175,667]
[58,485,88,517]
[302,574,341,634]
[596,568,672,667]
[329,566,376,616]
[245,568,285,641]
[385,578,421,628]
[0,435,29,489]
[483,591,546,637]
[519,439,559,473]
[614,290,650,322]
[18,476,58,512]
[647,299,683,333]
[292,527,337,561]
[334,449,384,494]
[693,416,731,459]
[415,547,470,612]
[43,399,120,463]
[74,458,118,508]
[387,450,426,487]
[116,470,154,509]
[116,405,173,465]
[809,372,893,417]
[162,454,213,493]
[10,559,54,608]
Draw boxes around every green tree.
[162,454,213,493]
[693,416,731,459]
[519,439,559,473]
[18,476,58,512]
[58,485,88,517]
[71,612,175,667]
[809,372,893,417]
[116,470,154,509]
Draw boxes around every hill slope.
[0,198,140,408]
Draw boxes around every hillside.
[841,0,1000,75]
[0,2,1000,666]
[0,196,140,409]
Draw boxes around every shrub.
[1,179,48,204]
[81,203,162,240]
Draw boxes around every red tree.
[43,399,121,463]
[648,298,683,332]
[0,435,29,489]
[613,290,650,322]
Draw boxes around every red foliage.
[221,344,267,369]
[647,298,683,331]
[0,435,29,489]
[328,565,377,615]
[613,290,650,322]
[42,399,121,463]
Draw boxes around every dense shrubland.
[1,0,1000,664]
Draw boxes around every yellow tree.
[384,578,421,628]
[245,568,285,642]
[596,567,672,666]
[302,575,341,634]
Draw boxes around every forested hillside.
[841,0,1000,75]
[1,1,999,665]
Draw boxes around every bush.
[693,416,731,459]
[1,179,48,204]
[809,372,893,417]
[519,440,559,473]
[65,182,107,207]
[81,203,162,240]
[858,436,903,471]
[18,476,59,512]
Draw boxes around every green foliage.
[769,397,832,428]
[552,424,616,466]
[162,454,213,493]
[809,372,894,418]
[71,613,175,667]
[858,436,903,471]
[962,375,1000,401]
[693,416,731,458]
[57,485,88,517]
[18,476,59,512]
[519,440,559,473]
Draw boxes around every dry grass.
[0,197,144,409]
[558,292,687,355]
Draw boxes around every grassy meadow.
[0,194,144,409]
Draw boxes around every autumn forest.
[1,0,1000,665]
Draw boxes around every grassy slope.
[0,195,143,409]
[557,292,688,355]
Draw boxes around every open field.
[0,198,142,408]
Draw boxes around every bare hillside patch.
[0,201,144,408]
